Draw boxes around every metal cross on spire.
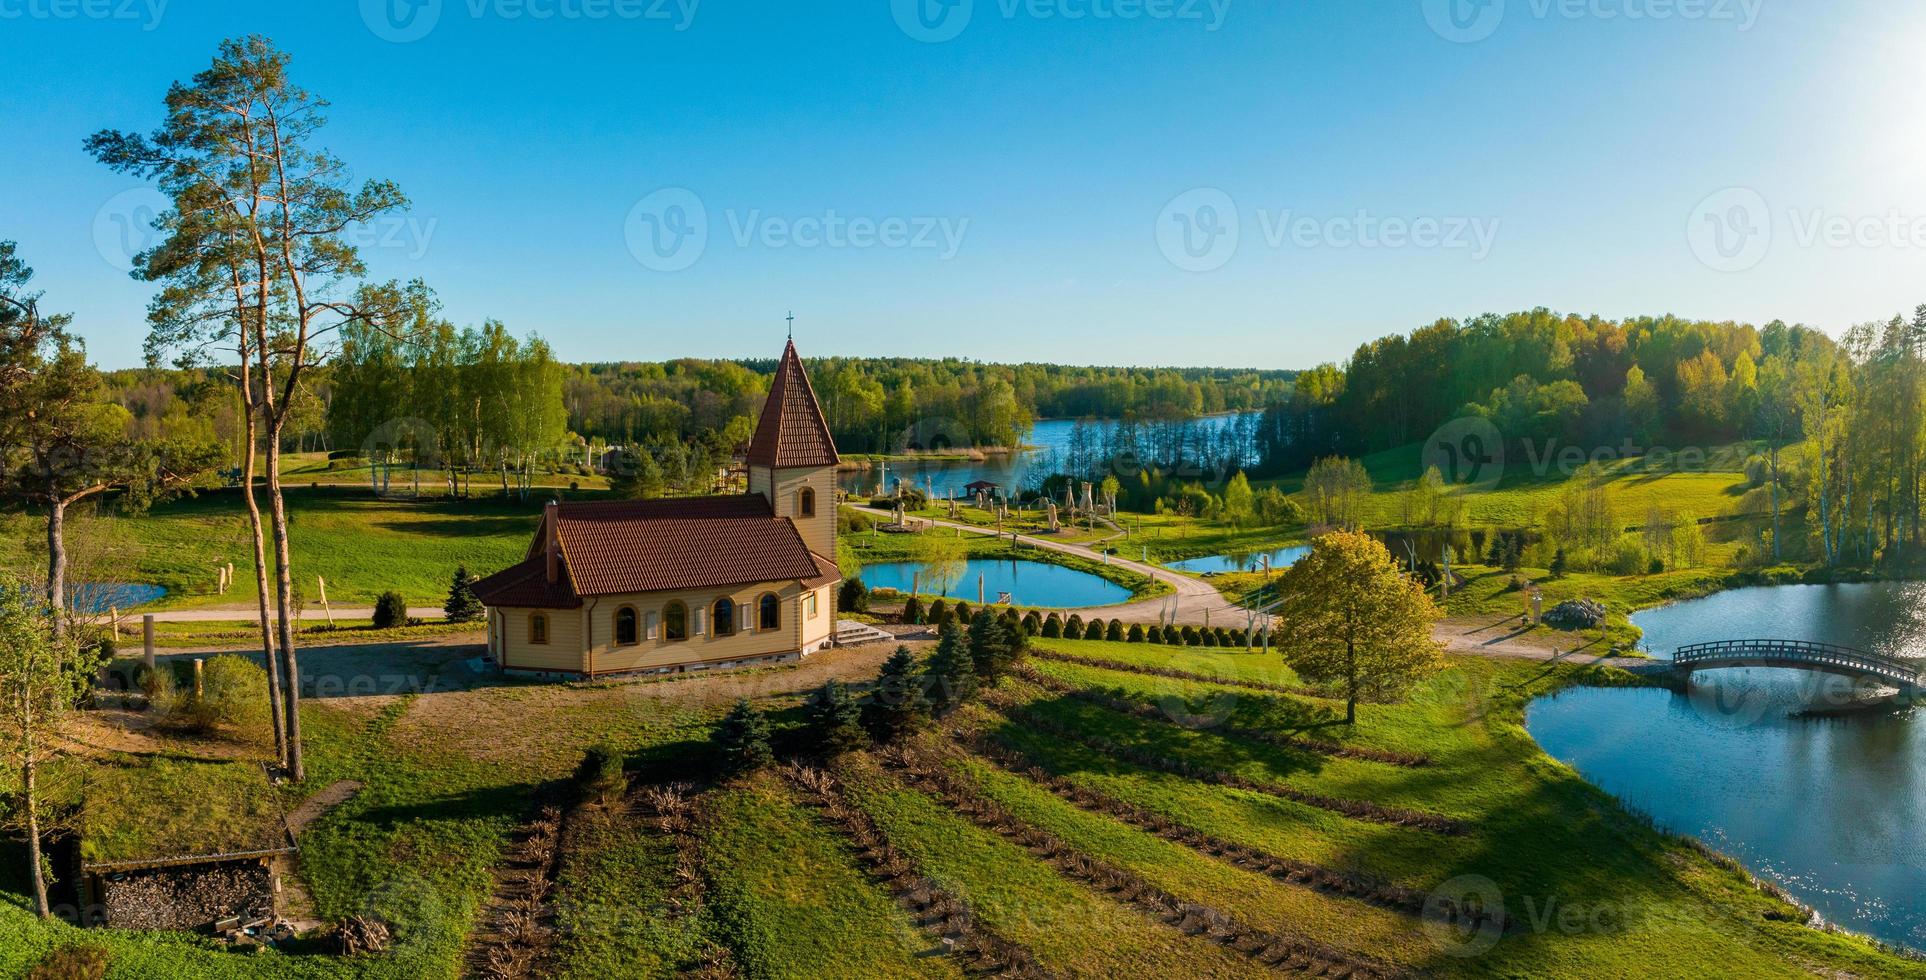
[786,311,794,339]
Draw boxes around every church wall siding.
[585,579,835,675]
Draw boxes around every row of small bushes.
[894,597,1263,649]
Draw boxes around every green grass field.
[5,636,1917,978]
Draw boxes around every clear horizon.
[4,1,1924,371]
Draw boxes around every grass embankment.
[9,635,1920,977]
[140,619,485,651]
[0,487,542,612]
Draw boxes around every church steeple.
[747,338,839,469]
[747,337,839,560]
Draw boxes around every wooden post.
[317,576,333,626]
[226,562,234,594]
[193,658,205,699]
[142,615,156,671]
[109,607,120,639]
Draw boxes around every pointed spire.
[747,338,839,468]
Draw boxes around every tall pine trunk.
[44,490,65,634]
[265,433,304,781]
[239,398,288,765]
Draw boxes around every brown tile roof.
[473,556,583,609]
[548,496,828,596]
[803,551,841,589]
[747,339,839,468]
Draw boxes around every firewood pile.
[99,861,274,932]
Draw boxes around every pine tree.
[1549,547,1569,579]
[924,621,978,715]
[967,609,1020,682]
[806,680,868,754]
[713,698,774,773]
[1042,613,1063,638]
[1084,618,1106,640]
[444,565,483,622]
[864,646,929,740]
[1128,623,1146,643]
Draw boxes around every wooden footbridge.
[1671,640,1924,691]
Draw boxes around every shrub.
[840,510,874,534]
[1201,629,1217,647]
[901,595,924,625]
[1549,547,1568,579]
[806,680,868,753]
[1647,556,1666,575]
[924,621,979,715]
[714,699,774,773]
[1145,624,1162,644]
[373,591,409,629]
[1041,614,1062,639]
[1021,610,1042,636]
[1083,618,1105,640]
[864,647,930,740]
[29,946,110,980]
[1163,625,1181,645]
[1127,623,1145,642]
[444,566,483,623]
[929,599,950,627]
[1064,614,1084,638]
[575,743,627,805]
[1107,619,1125,642]
[1215,627,1233,647]
[838,577,870,614]
[1180,625,1198,646]
[952,600,972,624]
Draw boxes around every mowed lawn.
[5,638,1920,978]
[0,488,542,610]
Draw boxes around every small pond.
[857,559,1131,609]
[71,583,168,614]
[1164,545,1309,576]
[1527,581,1926,952]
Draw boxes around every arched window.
[758,593,781,631]
[799,487,816,518]
[529,612,549,645]
[615,606,639,646]
[713,598,735,637]
[663,601,687,641]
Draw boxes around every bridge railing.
[1673,639,1921,682]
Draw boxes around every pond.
[839,412,1261,499]
[857,558,1132,609]
[1527,581,1926,952]
[1164,544,1309,576]
[71,583,168,615]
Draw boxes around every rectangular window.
[646,611,659,641]
[694,607,707,637]
[804,591,818,619]
[739,603,753,632]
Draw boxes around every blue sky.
[3,0,1924,370]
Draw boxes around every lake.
[856,558,1132,609]
[71,582,168,614]
[1164,544,1309,576]
[1527,582,1926,951]
[839,412,1261,499]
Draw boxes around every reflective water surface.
[855,558,1131,609]
[1527,582,1926,951]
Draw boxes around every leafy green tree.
[445,565,483,622]
[91,37,411,782]
[864,647,929,740]
[1222,471,1256,528]
[714,698,774,773]
[924,621,978,715]
[0,575,98,917]
[805,680,868,754]
[1275,531,1445,724]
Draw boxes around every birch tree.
[0,575,96,918]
